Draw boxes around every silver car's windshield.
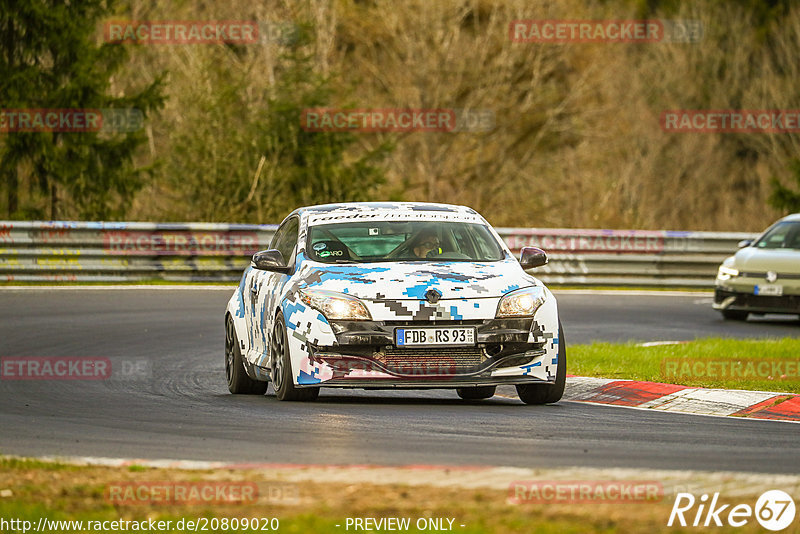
[754,221,800,249]
[307,221,506,263]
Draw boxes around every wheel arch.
[225,281,250,355]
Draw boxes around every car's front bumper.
[307,317,545,381]
[284,301,560,388]
[299,375,553,389]
[713,287,800,315]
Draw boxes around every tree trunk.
[50,181,57,220]
[6,168,18,217]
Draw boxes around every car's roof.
[293,202,486,227]
[780,213,800,222]
[297,202,477,215]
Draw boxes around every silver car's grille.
[736,294,800,310]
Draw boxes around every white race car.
[224,202,565,404]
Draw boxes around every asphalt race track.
[0,288,798,474]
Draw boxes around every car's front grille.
[736,294,800,311]
[382,320,485,327]
[377,346,485,375]
[716,288,800,311]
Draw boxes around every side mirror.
[519,246,548,269]
[251,249,290,273]
[737,239,753,248]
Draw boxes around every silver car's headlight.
[299,289,372,321]
[717,265,739,281]
[496,286,546,318]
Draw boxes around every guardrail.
[0,221,757,286]
[501,227,756,287]
[0,221,276,283]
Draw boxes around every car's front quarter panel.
[492,286,560,382]
[280,286,339,385]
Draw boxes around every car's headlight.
[717,265,739,281]
[299,289,372,321]
[496,286,546,318]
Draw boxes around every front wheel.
[271,313,319,402]
[225,315,267,395]
[516,322,566,405]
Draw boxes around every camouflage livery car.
[224,202,565,404]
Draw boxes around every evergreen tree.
[0,0,164,219]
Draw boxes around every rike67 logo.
[668,490,796,531]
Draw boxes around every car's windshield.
[754,221,800,250]
[306,221,506,263]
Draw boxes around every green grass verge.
[0,457,77,471]
[570,337,800,393]
[0,458,723,534]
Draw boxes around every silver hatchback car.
[713,213,800,320]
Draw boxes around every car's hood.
[733,247,800,274]
[298,260,537,301]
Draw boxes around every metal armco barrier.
[501,227,756,287]
[0,221,758,287]
[0,221,277,282]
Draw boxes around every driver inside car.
[409,229,442,258]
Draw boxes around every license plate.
[755,284,783,296]
[394,327,476,347]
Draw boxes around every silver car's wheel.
[271,313,319,402]
[270,325,285,392]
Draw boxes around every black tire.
[271,313,320,402]
[721,309,749,321]
[456,386,496,400]
[225,315,268,395]
[516,322,566,405]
